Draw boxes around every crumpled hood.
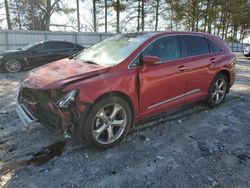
[21,58,110,89]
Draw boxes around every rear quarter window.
[181,35,209,57]
[207,39,223,53]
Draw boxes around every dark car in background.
[0,40,85,73]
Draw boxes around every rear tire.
[206,73,228,108]
[4,59,22,73]
[78,96,132,148]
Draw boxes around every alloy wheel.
[92,103,127,145]
[5,59,21,73]
[211,78,227,104]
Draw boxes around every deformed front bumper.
[16,88,86,131]
[16,103,37,127]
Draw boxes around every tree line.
[3,0,250,42]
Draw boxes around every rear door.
[26,42,50,66]
[138,35,188,117]
[179,35,213,104]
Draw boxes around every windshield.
[75,34,150,66]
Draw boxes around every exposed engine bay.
[17,87,85,133]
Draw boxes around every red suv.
[16,32,236,148]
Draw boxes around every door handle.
[210,58,216,63]
[177,65,188,71]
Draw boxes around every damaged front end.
[16,87,85,134]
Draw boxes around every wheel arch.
[217,69,230,92]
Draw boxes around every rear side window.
[47,41,75,50]
[207,39,223,53]
[60,42,75,49]
[181,35,209,57]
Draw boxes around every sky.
[0,0,249,43]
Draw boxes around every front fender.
[63,67,140,120]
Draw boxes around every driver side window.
[143,36,181,62]
[33,43,48,52]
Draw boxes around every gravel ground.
[0,54,250,188]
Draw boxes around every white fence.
[0,30,248,52]
[0,30,114,52]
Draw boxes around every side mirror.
[143,56,161,66]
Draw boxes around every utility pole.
[77,0,80,32]
[105,0,107,32]
[93,0,97,32]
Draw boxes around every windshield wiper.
[84,60,98,65]
[73,57,99,65]
[69,51,83,59]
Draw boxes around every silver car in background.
[243,46,250,57]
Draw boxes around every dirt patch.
[0,54,250,188]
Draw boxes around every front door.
[139,35,188,117]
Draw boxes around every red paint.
[22,58,110,89]
[21,32,236,124]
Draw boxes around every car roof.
[124,31,224,48]
[118,31,222,43]
[42,40,75,43]
[123,31,220,40]
[120,31,226,52]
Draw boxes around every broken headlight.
[56,89,78,110]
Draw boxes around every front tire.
[206,73,228,107]
[80,96,132,148]
[4,59,22,73]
